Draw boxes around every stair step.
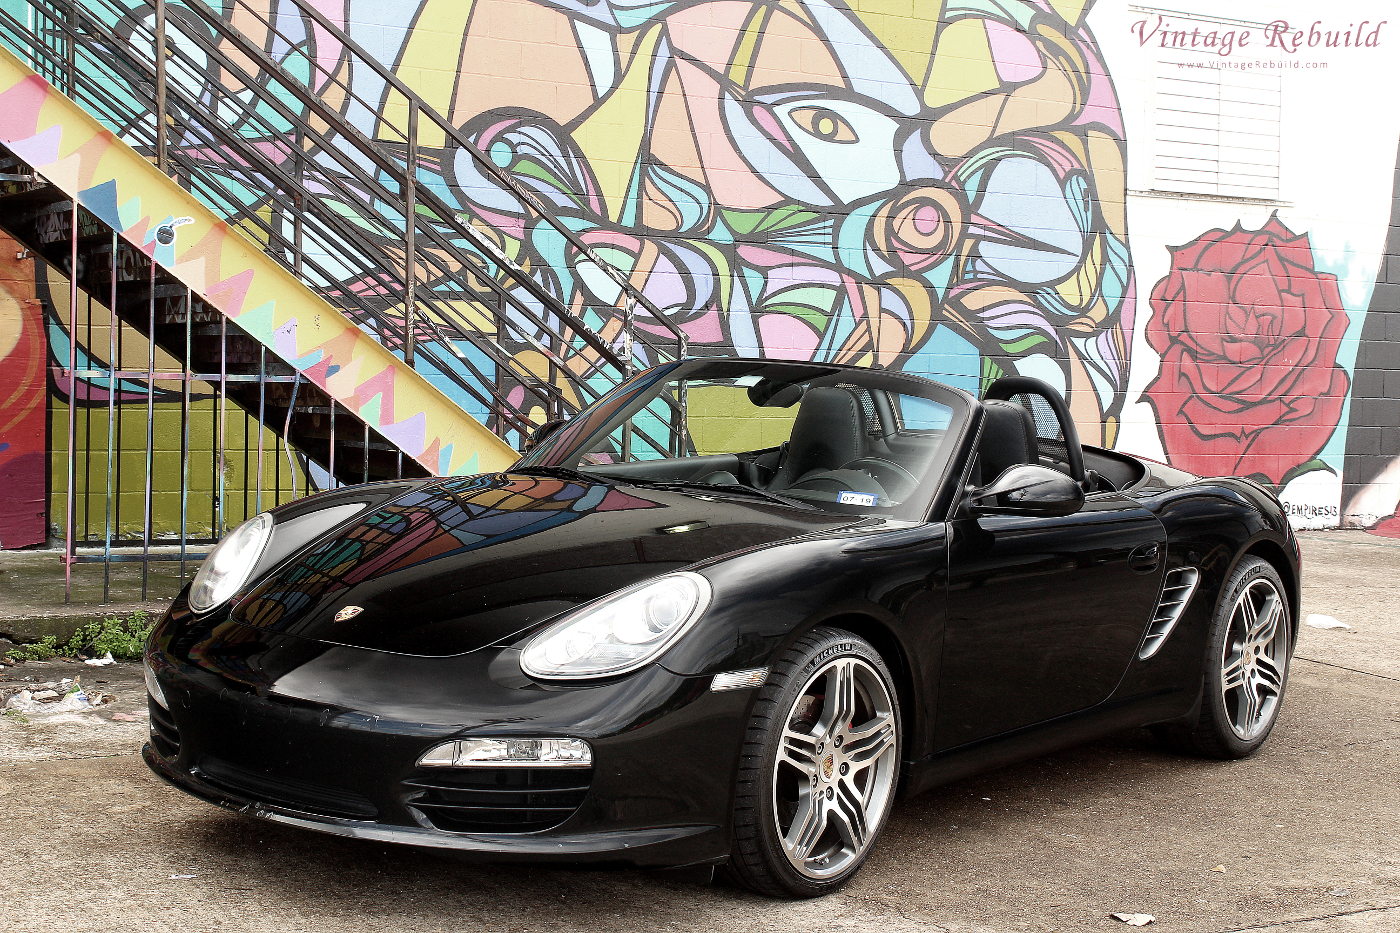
[0,43,520,486]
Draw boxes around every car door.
[934,491,1167,750]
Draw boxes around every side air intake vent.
[1139,567,1201,660]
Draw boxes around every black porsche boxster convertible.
[144,358,1299,897]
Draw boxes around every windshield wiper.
[634,480,816,510]
[516,467,814,510]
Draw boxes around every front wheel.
[725,628,901,898]
[1157,556,1293,759]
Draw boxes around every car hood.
[227,471,859,657]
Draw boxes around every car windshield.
[517,360,970,520]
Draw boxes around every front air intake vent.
[402,767,591,834]
[198,757,378,820]
[148,696,181,761]
[1139,567,1201,660]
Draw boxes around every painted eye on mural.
[786,105,859,144]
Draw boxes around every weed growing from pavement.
[64,610,153,660]
[4,635,59,662]
[3,610,154,664]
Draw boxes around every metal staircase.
[0,0,687,594]
[0,0,686,437]
[0,45,516,484]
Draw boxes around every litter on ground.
[1110,914,1156,926]
[2,678,114,715]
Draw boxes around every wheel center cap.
[821,754,835,781]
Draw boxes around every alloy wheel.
[772,655,898,880]
[1221,577,1288,740]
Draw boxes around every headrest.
[977,400,1037,483]
[773,387,866,485]
[747,380,805,408]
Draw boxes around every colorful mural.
[0,229,46,547]
[425,0,1135,446]
[1142,216,1351,488]
[179,0,1136,446]
[2,0,1399,543]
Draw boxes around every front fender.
[657,523,949,759]
[1109,476,1300,711]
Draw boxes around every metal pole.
[292,129,303,275]
[256,345,266,513]
[273,367,282,507]
[283,374,299,498]
[179,288,191,580]
[154,0,169,174]
[622,297,636,378]
[217,313,227,534]
[102,233,116,602]
[63,203,78,602]
[82,292,92,546]
[114,256,125,560]
[678,368,689,455]
[142,262,156,600]
[328,402,336,487]
[62,3,75,96]
[404,100,418,366]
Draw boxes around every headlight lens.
[520,572,712,680]
[188,512,274,612]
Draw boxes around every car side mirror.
[966,464,1085,518]
[522,418,567,453]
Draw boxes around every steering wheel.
[839,457,920,500]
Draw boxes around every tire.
[725,627,901,898]
[1156,556,1293,759]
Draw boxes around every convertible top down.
[144,358,1299,897]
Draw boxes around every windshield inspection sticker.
[838,491,878,507]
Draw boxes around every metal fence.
[0,0,691,599]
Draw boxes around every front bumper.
[143,623,750,868]
[143,744,722,864]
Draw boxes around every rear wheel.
[726,628,900,898]
[1157,557,1292,758]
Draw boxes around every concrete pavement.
[0,530,1396,932]
[0,549,181,648]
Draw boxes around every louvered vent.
[402,767,592,833]
[1139,567,1201,660]
[148,696,181,761]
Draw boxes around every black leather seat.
[976,399,1037,484]
[769,387,866,492]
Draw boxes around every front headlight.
[188,512,274,612]
[520,572,712,680]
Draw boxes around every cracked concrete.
[1221,904,1400,931]
[0,530,1395,932]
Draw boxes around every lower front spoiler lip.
[142,744,726,867]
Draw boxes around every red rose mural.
[1142,215,1351,487]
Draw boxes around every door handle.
[1129,543,1161,573]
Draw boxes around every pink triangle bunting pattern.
[0,47,514,477]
